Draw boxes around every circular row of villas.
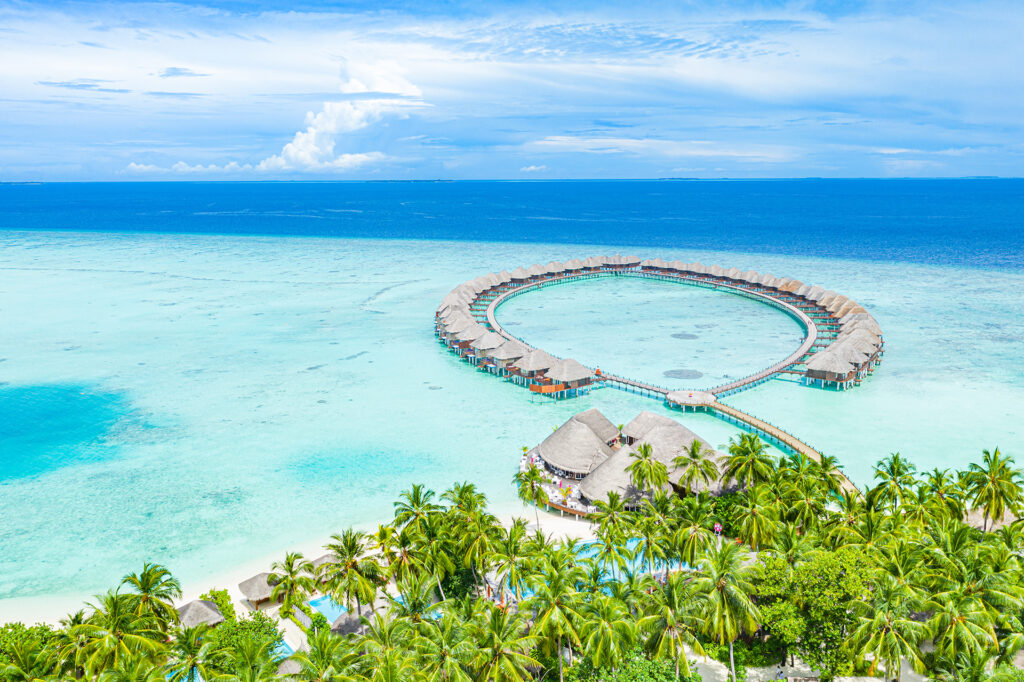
[434,255,884,393]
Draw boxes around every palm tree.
[166,625,216,682]
[815,453,847,496]
[732,486,779,551]
[470,604,539,682]
[513,463,549,528]
[926,587,998,662]
[634,515,666,574]
[460,510,500,594]
[626,442,669,498]
[319,529,381,617]
[360,612,411,658]
[368,524,398,573]
[872,452,918,512]
[926,468,966,520]
[966,448,1023,531]
[692,542,760,682]
[589,528,632,581]
[100,654,167,682]
[724,433,772,488]
[120,563,182,630]
[579,595,637,672]
[640,572,707,680]
[71,591,164,676]
[591,492,629,539]
[415,613,475,682]
[389,573,440,624]
[268,552,315,618]
[672,439,719,495]
[493,520,529,602]
[394,484,441,536]
[291,627,359,682]
[526,558,584,682]
[1,638,55,682]
[671,494,715,569]
[216,637,282,682]
[420,514,457,601]
[850,579,927,682]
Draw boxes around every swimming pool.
[308,594,347,623]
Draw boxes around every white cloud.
[520,164,546,172]
[527,136,792,162]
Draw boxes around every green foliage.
[0,623,58,665]
[199,588,237,622]
[204,610,283,670]
[709,491,744,536]
[566,646,701,682]
[308,611,330,634]
[440,566,476,600]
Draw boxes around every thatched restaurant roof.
[572,408,620,444]
[535,418,613,476]
[621,410,679,442]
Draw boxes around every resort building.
[523,408,724,514]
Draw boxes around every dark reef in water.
[663,369,703,380]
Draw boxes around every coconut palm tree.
[71,591,164,676]
[579,595,637,672]
[633,515,667,574]
[526,558,584,682]
[625,443,668,498]
[391,525,427,586]
[291,627,359,682]
[216,637,282,682]
[394,484,442,537]
[872,452,918,513]
[966,448,1023,531]
[724,433,772,488]
[671,494,715,568]
[591,492,629,539]
[926,468,967,521]
[389,573,441,625]
[850,579,927,682]
[360,612,411,658]
[120,563,182,630]
[420,514,457,601]
[268,552,316,618]
[672,439,719,495]
[815,453,847,496]
[0,638,55,682]
[926,587,998,662]
[692,542,760,682]
[319,529,381,617]
[732,486,779,551]
[493,520,529,602]
[589,528,632,581]
[640,572,707,680]
[470,604,539,682]
[166,625,216,682]
[513,463,549,528]
[460,510,500,594]
[415,613,475,682]
[100,654,167,682]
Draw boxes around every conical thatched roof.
[534,418,613,476]
[583,256,605,268]
[544,261,564,274]
[572,408,619,444]
[577,449,641,504]
[724,267,743,279]
[818,291,839,307]
[619,255,641,266]
[828,340,868,364]
[526,264,546,277]
[178,600,225,628]
[515,349,557,372]
[238,573,277,603]
[708,265,725,276]
[739,270,760,283]
[837,334,879,355]
[805,286,826,301]
[453,322,489,342]
[443,313,476,334]
[837,326,881,345]
[509,267,530,280]
[564,258,584,269]
[489,339,529,360]
[780,279,802,292]
[826,295,849,313]
[795,284,812,297]
[545,358,594,383]
[497,270,513,281]
[470,331,506,351]
[621,410,679,442]
[805,351,854,374]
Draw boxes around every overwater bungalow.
[468,331,506,363]
[511,349,557,384]
[539,358,597,397]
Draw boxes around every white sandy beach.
[0,506,595,626]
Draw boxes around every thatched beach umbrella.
[178,600,225,628]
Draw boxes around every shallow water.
[0,229,1022,603]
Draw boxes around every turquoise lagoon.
[1,230,1023,604]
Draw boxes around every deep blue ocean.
[1,179,1022,269]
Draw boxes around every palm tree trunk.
[435,574,446,601]
[557,634,563,682]
[675,656,680,680]
[729,640,736,682]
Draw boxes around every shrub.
[308,612,330,634]
[566,646,702,682]
[0,623,59,665]
[205,610,283,669]
[200,588,237,622]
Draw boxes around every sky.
[0,0,1022,180]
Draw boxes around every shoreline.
[0,506,596,626]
